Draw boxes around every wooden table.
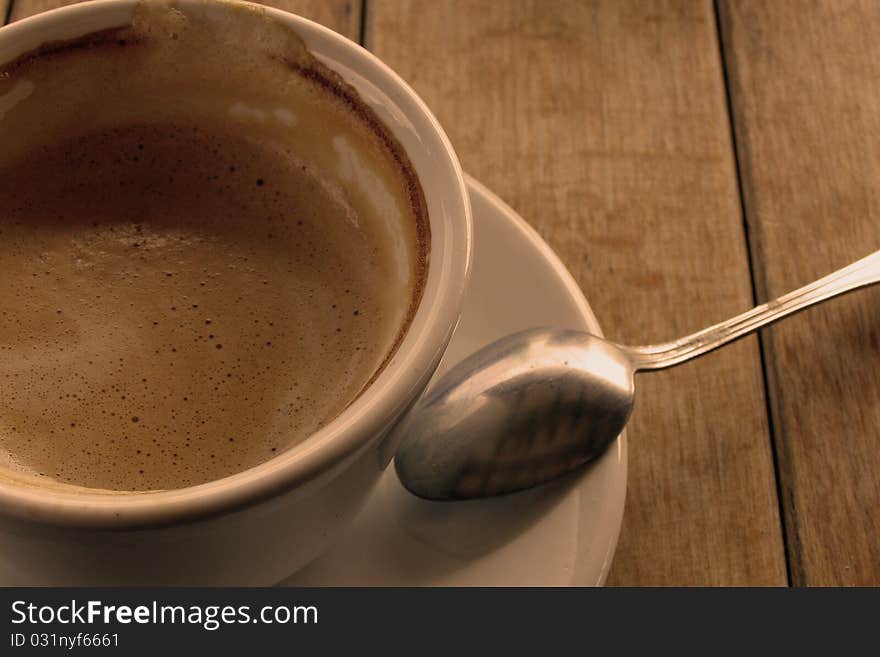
[5,0,879,586]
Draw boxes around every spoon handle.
[626,248,880,371]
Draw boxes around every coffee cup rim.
[0,0,472,528]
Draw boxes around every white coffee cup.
[0,0,472,585]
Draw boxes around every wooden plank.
[368,0,787,585]
[719,0,880,585]
[10,0,361,38]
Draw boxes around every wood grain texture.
[10,0,361,37]
[719,0,880,585]
[367,0,787,585]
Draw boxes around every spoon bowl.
[394,329,635,499]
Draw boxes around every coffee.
[0,2,428,491]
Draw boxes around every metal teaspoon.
[392,248,880,500]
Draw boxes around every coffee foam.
[0,1,429,491]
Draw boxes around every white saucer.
[283,176,627,586]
